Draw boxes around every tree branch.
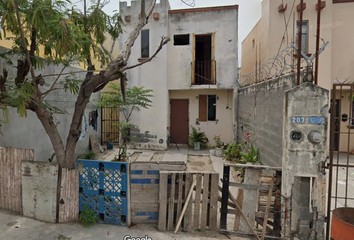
[101,44,114,62]
[40,70,100,78]
[13,1,36,82]
[120,0,156,66]
[0,69,8,95]
[42,65,67,98]
[89,0,158,93]
[122,36,170,71]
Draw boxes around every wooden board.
[240,168,261,234]
[130,161,186,224]
[158,173,168,231]
[158,171,219,232]
[193,174,202,229]
[58,168,79,223]
[89,135,101,154]
[201,173,210,230]
[0,147,34,214]
[209,173,219,231]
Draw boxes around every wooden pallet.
[130,159,186,224]
[255,173,281,238]
[158,171,219,232]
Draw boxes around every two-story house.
[119,0,239,150]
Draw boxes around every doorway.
[170,99,189,144]
[193,34,215,85]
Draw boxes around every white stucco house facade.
[119,0,239,150]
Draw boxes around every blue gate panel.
[78,160,128,225]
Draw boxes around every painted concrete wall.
[241,0,270,78]
[119,0,170,150]
[119,0,239,149]
[282,83,328,239]
[168,7,238,90]
[0,47,101,162]
[21,161,59,223]
[169,89,234,145]
[331,2,354,84]
[241,0,342,92]
[237,72,297,167]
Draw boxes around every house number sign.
[291,117,305,124]
[291,116,324,125]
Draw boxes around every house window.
[199,95,216,122]
[296,21,308,54]
[141,29,149,58]
[174,34,190,45]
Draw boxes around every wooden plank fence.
[130,161,186,224]
[0,146,34,213]
[158,171,219,232]
[220,163,282,239]
[58,168,80,223]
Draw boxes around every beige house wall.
[241,0,354,151]
[241,0,270,76]
[169,89,234,145]
[331,2,354,83]
[241,0,337,90]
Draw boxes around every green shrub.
[79,205,98,227]
[240,144,260,164]
[224,142,242,161]
[188,126,209,149]
[79,151,97,160]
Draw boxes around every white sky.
[93,0,263,62]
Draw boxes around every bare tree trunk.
[35,108,66,167]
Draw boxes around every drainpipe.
[315,0,322,85]
[296,0,304,86]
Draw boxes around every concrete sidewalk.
[0,210,253,240]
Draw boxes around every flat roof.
[168,5,238,14]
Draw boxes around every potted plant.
[214,134,224,157]
[209,146,216,156]
[188,126,209,150]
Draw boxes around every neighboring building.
[241,0,354,152]
[119,0,239,150]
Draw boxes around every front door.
[170,99,189,144]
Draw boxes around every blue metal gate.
[77,160,128,225]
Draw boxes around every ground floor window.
[199,95,216,121]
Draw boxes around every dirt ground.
[187,154,214,171]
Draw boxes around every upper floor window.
[174,34,190,46]
[141,29,149,58]
[296,21,308,54]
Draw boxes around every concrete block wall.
[237,72,297,167]
[281,83,329,239]
[292,177,311,238]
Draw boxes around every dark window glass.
[208,95,216,121]
[141,29,149,58]
[296,21,308,54]
[174,34,190,45]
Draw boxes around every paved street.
[0,210,253,240]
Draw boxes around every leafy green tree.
[95,83,153,161]
[0,0,169,169]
